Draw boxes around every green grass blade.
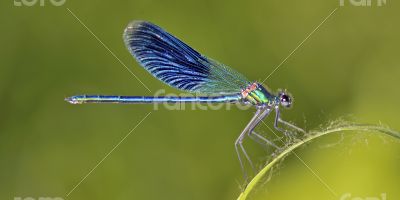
[237,124,400,200]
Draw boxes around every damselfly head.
[278,90,292,109]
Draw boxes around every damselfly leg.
[249,131,280,149]
[248,108,280,149]
[235,107,277,181]
[235,108,262,181]
[274,107,306,139]
[236,106,306,181]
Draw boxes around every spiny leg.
[249,131,271,147]
[235,129,253,180]
[239,141,253,171]
[235,108,263,181]
[241,108,273,168]
[273,107,287,134]
[278,118,306,134]
[248,108,280,149]
[274,107,306,142]
[234,139,246,181]
[250,131,280,149]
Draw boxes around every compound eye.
[280,94,292,108]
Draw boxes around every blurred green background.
[1,0,399,200]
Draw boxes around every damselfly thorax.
[241,82,275,106]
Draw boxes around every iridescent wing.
[123,21,250,94]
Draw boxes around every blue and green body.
[66,82,275,106]
[66,93,243,104]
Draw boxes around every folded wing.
[123,21,250,94]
